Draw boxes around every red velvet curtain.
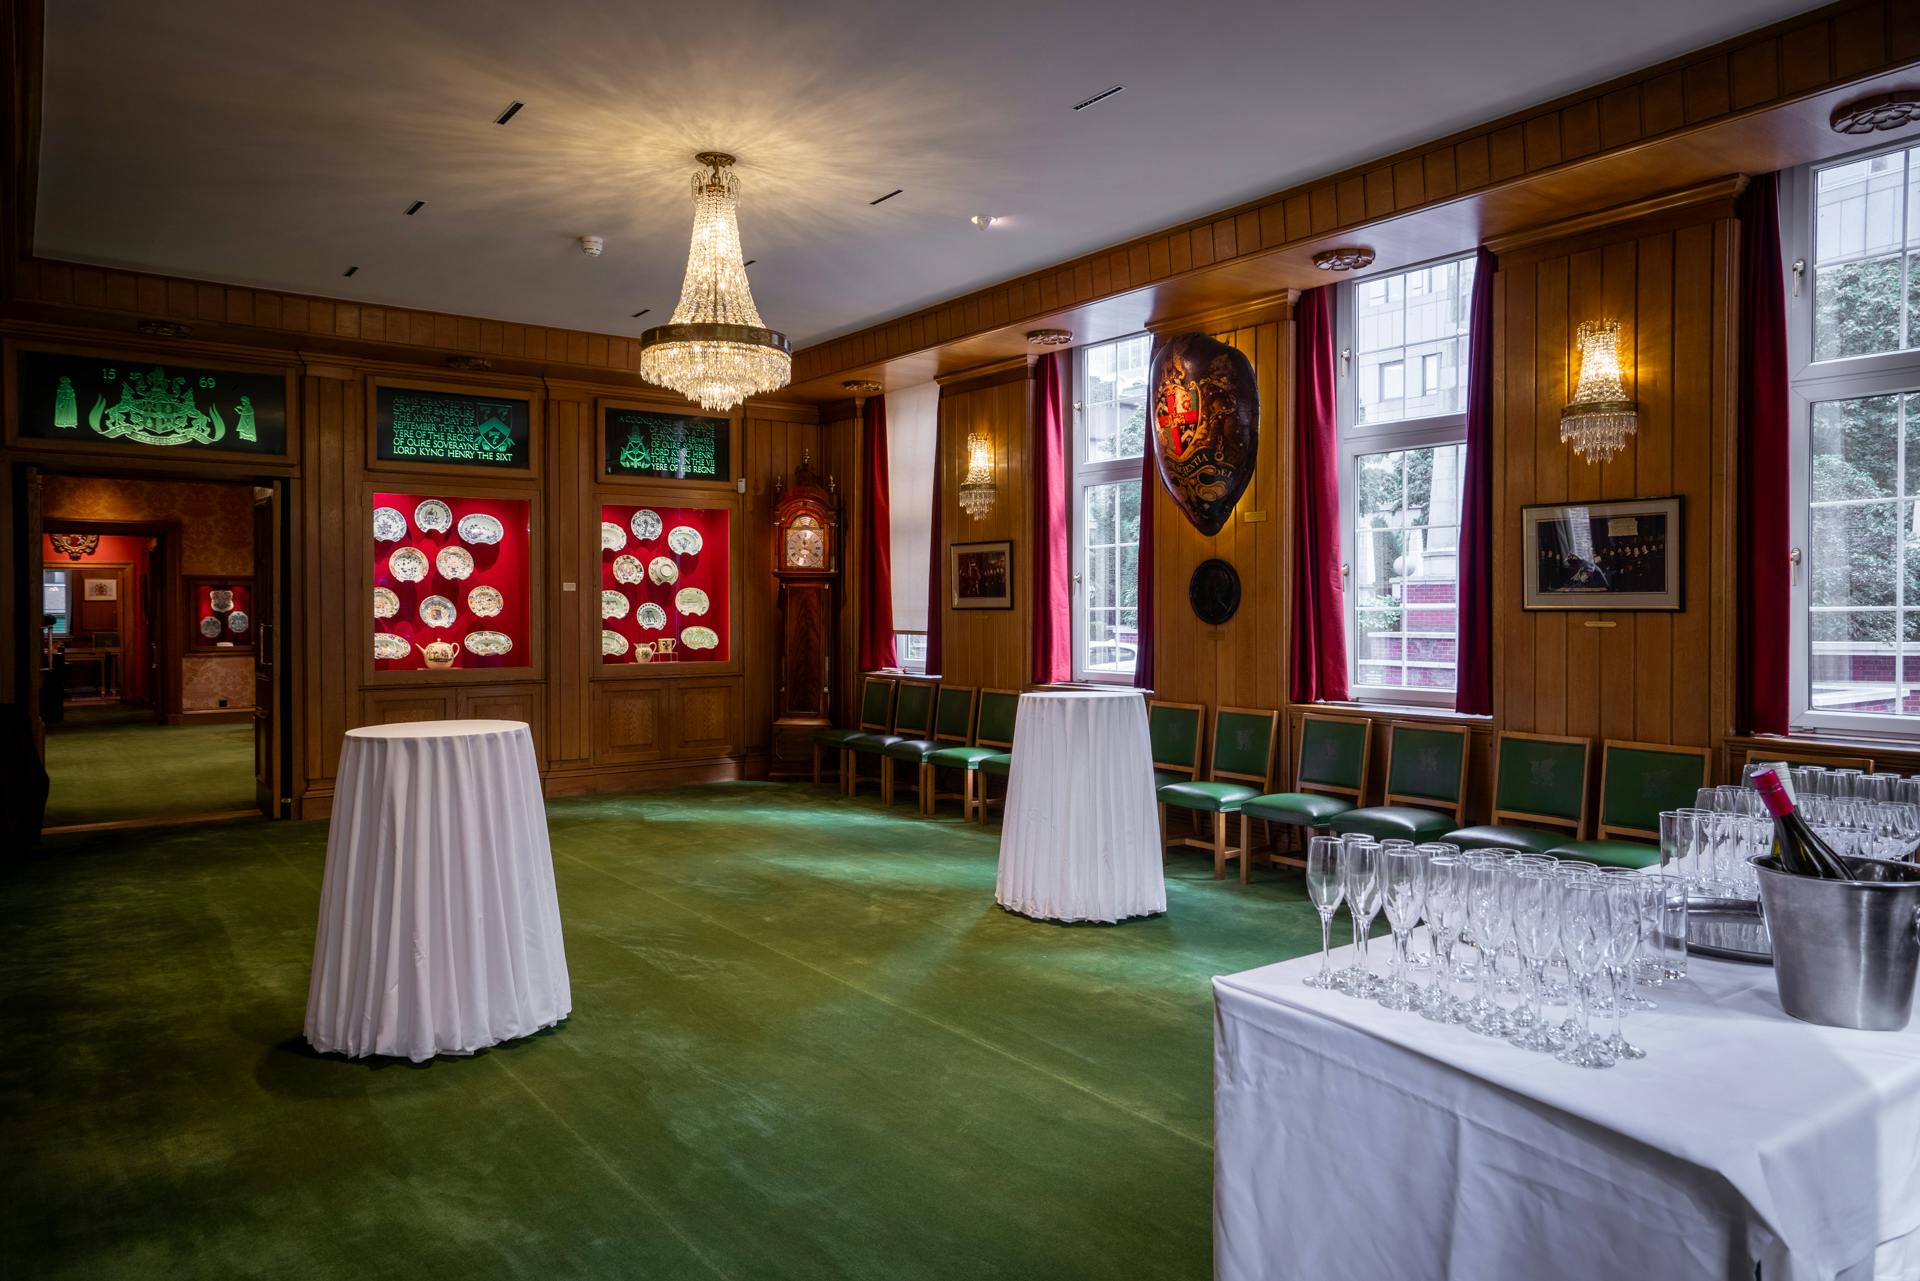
[925,393,945,677]
[858,396,896,671]
[1738,173,1790,735]
[1455,247,1498,715]
[1289,286,1349,703]
[1030,353,1071,684]
[1132,442,1156,691]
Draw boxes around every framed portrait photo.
[950,540,1014,610]
[1522,496,1683,611]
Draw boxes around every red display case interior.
[372,492,530,671]
[599,504,730,665]
[190,581,253,650]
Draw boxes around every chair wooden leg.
[1213,812,1227,880]
[920,763,933,815]
[813,744,823,786]
[842,749,856,797]
[1239,814,1252,884]
[963,770,976,822]
[882,757,896,806]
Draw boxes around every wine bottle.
[1750,764,1854,881]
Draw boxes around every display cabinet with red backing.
[371,491,531,672]
[598,503,731,665]
[187,577,254,651]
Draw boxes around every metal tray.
[1686,896,1772,965]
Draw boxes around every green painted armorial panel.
[16,350,287,455]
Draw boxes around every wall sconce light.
[959,431,996,519]
[1560,320,1638,464]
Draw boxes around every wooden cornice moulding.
[0,315,302,371]
[934,354,1032,393]
[1148,290,1298,337]
[1484,175,1750,257]
[740,398,823,424]
[297,356,356,382]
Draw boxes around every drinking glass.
[1377,848,1428,1011]
[1555,880,1616,1069]
[1865,772,1903,804]
[1600,878,1649,1059]
[1340,839,1384,997]
[1409,842,1455,968]
[1465,862,1514,1036]
[1420,855,1467,1023]
[1506,871,1560,1051]
[1304,835,1345,989]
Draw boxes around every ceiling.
[35,0,1827,351]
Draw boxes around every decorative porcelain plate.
[373,632,409,661]
[373,586,399,619]
[630,509,663,541]
[419,595,458,628]
[464,630,513,657]
[436,546,475,580]
[682,625,720,651]
[458,513,504,545]
[636,602,667,631]
[467,585,503,618]
[601,521,628,552]
[373,506,408,542]
[228,611,251,635]
[199,614,224,639]
[674,587,710,617]
[414,499,453,533]
[388,546,430,582]
[667,525,703,556]
[601,590,630,620]
[612,554,645,584]
[648,556,679,586]
[209,589,235,613]
[601,629,631,657]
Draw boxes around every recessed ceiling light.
[495,100,525,126]
[970,214,997,230]
[343,265,359,278]
[404,200,425,216]
[631,308,651,318]
[1071,85,1124,111]
[869,189,903,206]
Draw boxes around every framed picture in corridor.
[1521,496,1683,611]
[951,540,1013,610]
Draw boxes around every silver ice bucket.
[1752,855,1920,1031]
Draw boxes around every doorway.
[33,472,281,834]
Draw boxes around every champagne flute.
[1600,878,1649,1060]
[1340,839,1384,997]
[1303,835,1345,990]
[1507,871,1560,1052]
[1420,855,1466,1023]
[1376,847,1427,1011]
[1555,880,1616,1069]
[1465,862,1514,1037]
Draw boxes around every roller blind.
[886,381,940,633]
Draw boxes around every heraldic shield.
[1148,332,1259,537]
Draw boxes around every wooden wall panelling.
[459,687,544,761]
[362,688,455,725]
[670,680,738,757]
[937,367,1031,693]
[545,389,594,770]
[298,367,358,803]
[593,684,664,764]
[825,409,862,731]
[741,404,827,771]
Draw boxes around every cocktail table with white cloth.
[1212,944,1920,1281]
[305,720,571,1062]
[995,689,1164,924]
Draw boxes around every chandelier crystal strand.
[638,153,791,412]
[1559,320,1638,465]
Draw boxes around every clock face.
[784,523,825,569]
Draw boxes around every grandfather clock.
[771,451,839,774]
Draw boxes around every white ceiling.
[36,0,1823,349]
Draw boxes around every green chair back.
[1385,724,1468,815]
[1297,715,1370,797]
[934,685,976,743]
[1599,740,1710,839]
[858,677,896,731]
[1492,733,1590,830]
[1212,708,1278,786]
[1147,701,1204,778]
[976,689,1019,748]
[894,682,937,737]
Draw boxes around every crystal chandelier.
[639,153,791,412]
[1560,320,1638,464]
[959,431,997,519]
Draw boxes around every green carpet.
[42,718,255,827]
[0,783,1325,1279]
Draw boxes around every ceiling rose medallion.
[639,153,791,413]
[1830,91,1920,135]
[1026,328,1073,347]
[1312,247,1375,272]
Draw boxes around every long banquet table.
[1213,944,1920,1281]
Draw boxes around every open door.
[24,466,44,754]
[3,465,51,846]
[252,485,285,817]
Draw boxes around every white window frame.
[1070,333,1149,684]
[893,631,927,676]
[1783,144,1920,738]
[1336,252,1474,707]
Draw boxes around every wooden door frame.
[39,517,181,720]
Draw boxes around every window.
[1337,252,1477,704]
[1071,333,1149,681]
[894,631,928,675]
[1787,142,1920,733]
[42,569,70,636]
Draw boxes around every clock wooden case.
[770,454,839,772]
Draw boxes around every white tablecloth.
[305,720,571,1061]
[1213,946,1920,1281]
[995,689,1164,923]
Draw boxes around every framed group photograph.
[951,540,1013,610]
[1522,496,1683,611]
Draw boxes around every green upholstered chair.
[1146,700,1206,789]
[1444,732,1591,853]
[1329,723,1470,843]
[1239,714,1374,872]
[847,680,935,799]
[883,684,977,814]
[1159,707,1279,882]
[1546,739,1711,869]
[814,676,896,792]
[925,689,1019,823]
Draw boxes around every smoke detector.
[579,235,605,257]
